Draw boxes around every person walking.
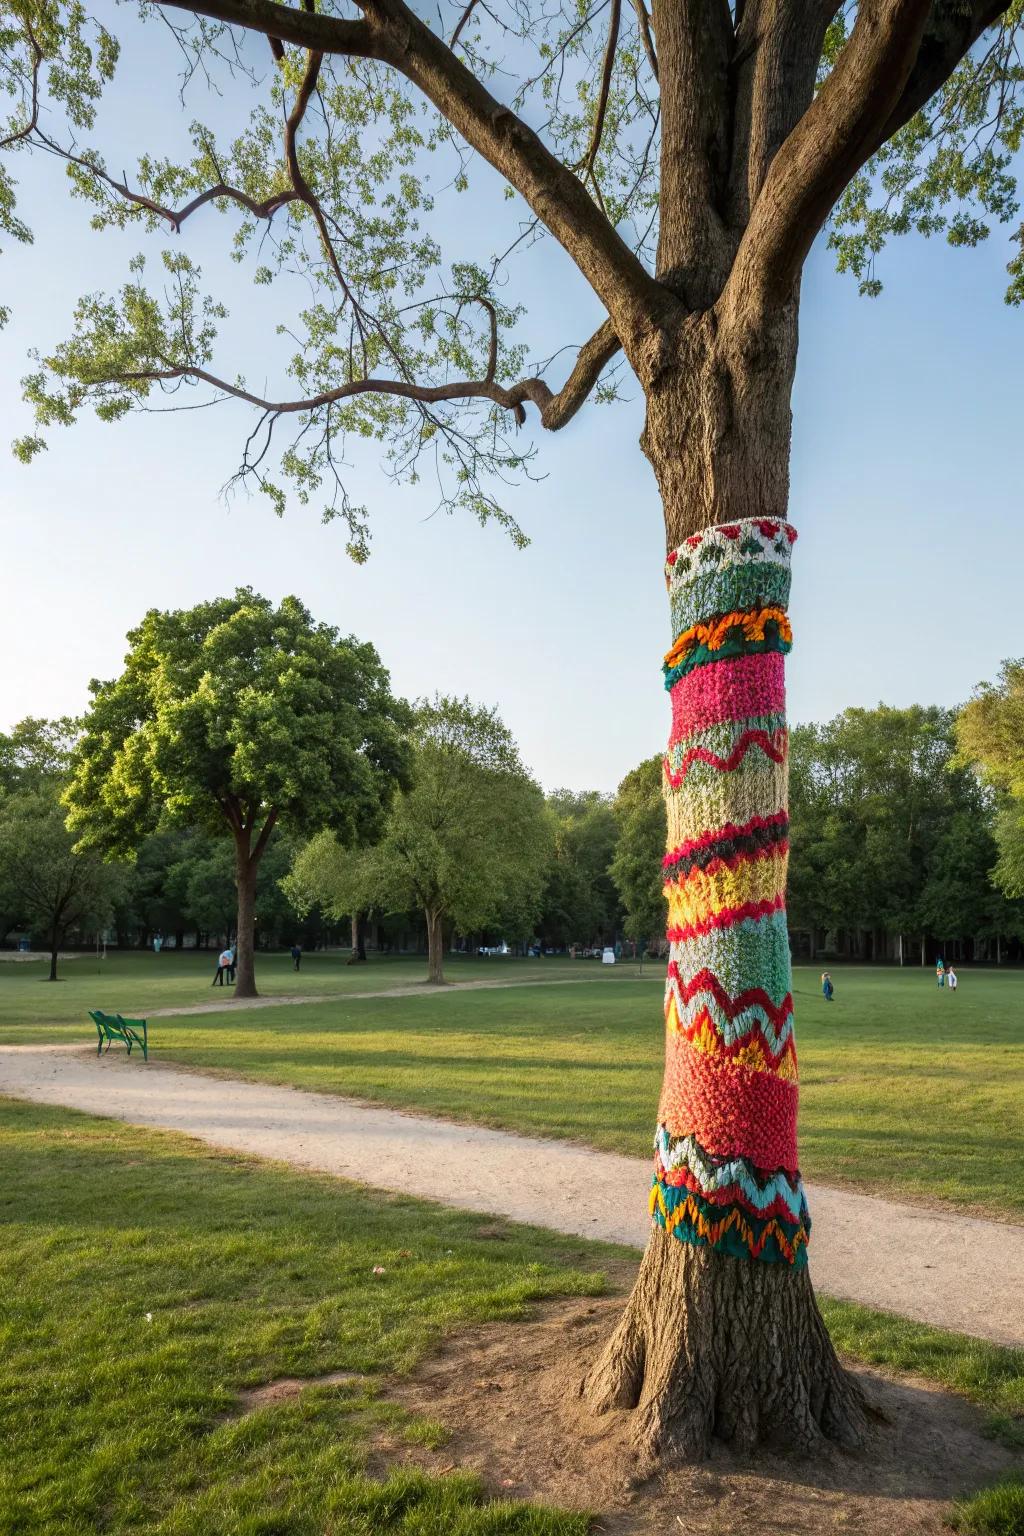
[821,971,834,1002]
[936,957,945,988]
[948,965,958,992]
[212,947,232,986]
[291,942,302,972]
[226,945,237,985]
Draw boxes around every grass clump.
[951,1475,1024,1535]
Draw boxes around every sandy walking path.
[144,974,598,1019]
[2,1044,1021,1350]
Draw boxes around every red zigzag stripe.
[667,965,794,1033]
[664,728,788,787]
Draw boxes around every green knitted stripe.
[670,562,792,639]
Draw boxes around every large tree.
[3,0,1022,1464]
[63,590,409,996]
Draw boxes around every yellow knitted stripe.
[664,760,787,849]
[665,850,788,929]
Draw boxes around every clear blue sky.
[1,16,1021,791]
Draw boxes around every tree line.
[2,590,1022,986]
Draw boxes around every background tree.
[0,789,123,980]
[4,0,1022,1465]
[283,830,379,957]
[610,755,666,951]
[63,590,409,997]
[289,697,549,982]
[537,790,620,950]
[956,661,1024,902]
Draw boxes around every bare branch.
[449,0,481,50]
[725,0,935,322]
[580,0,622,191]
[505,316,621,429]
[630,0,658,82]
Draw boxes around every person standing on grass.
[227,945,237,985]
[212,947,232,987]
[936,957,945,988]
[291,942,302,972]
[821,971,834,1003]
[948,966,958,993]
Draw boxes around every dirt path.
[144,974,597,1019]
[2,1044,1022,1350]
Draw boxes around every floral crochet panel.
[654,518,809,1267]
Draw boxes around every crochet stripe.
[663,727,788,787]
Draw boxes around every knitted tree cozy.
[583,519,866,1461]
[655,518,806,1266]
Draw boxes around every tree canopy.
[1,2,1021,548]
[63,588,409,992]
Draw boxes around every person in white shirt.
[948,966,958,992]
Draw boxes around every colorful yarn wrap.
[653,517,809,1266]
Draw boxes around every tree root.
[582,1225,868,1465]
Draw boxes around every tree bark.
[48,926,59,982]
[425,907,445,984]
[348,911,368,962]
[583,413,866,1461]
[234,833,259,999]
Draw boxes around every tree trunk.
[583,486,866,1461]
[348,912,368,963]
[425,907,445,984]
[234,834,259,999]
[48,927,59,982]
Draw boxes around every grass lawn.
[0,948,599,1029]
[2,957,1022,1217]
[0,1095,612,1536]
[2,1098,1023,1536]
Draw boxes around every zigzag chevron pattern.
[653,517,808,1266]
[654,1128,808,1223]
[665,964,795,1064]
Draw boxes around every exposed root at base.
[582,1226,869,1465]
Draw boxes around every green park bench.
[89,1010,149,1062]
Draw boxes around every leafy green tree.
[956,661,1024,902]
[5,0,1024,1465]
[538,790,620,948]
[610,756,665,949]
[63,590,409,997]
[0,789,123,979]
[288,697,548,983]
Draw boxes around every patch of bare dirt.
[232,1370,363,1416]
[377,1297,1021,1535]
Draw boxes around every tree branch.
[154,0,670,340]
[108,314,618,431]
[630,0,658,83]
[0,20,42,151]
[579,0,622,201]
[724,0,935,322]
[874,1,1013,144]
